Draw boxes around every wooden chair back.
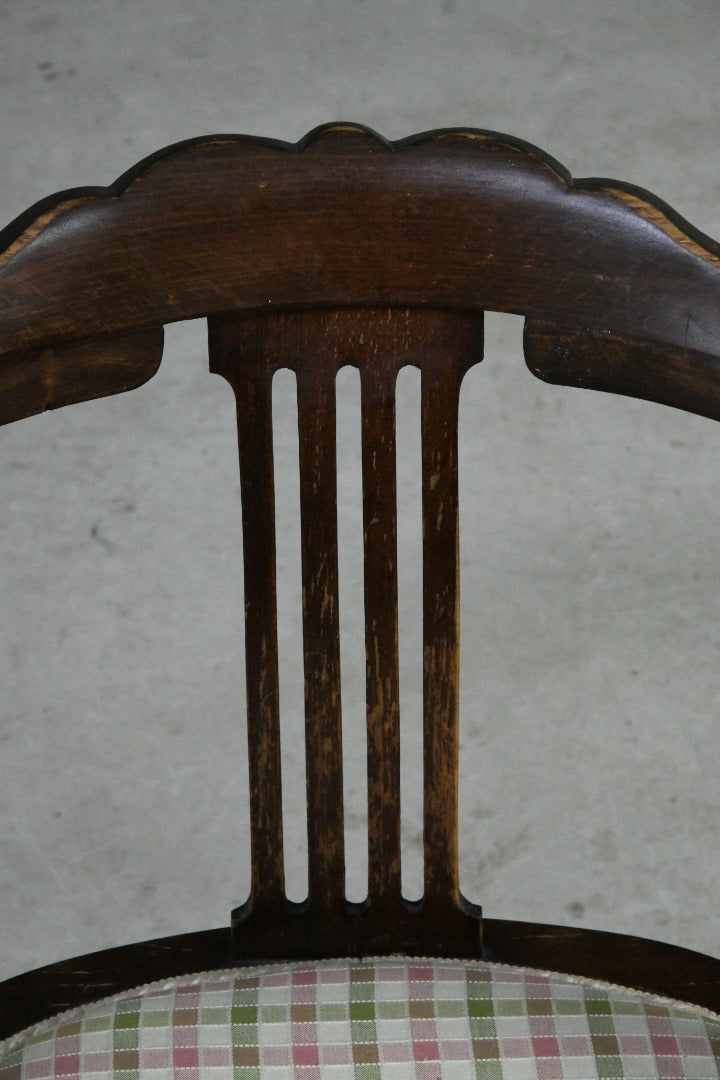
[2,123,720,966]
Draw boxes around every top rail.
[1,124,720,425]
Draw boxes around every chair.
[1,124,719,1076]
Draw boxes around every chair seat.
[1,958,718,1079]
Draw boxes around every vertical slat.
[237,366,286,908]
[361,364,402,906]
[421,360,464,909]
[208,316,285,911]
[296,365,346,916]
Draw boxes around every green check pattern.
[1,958,719,1079]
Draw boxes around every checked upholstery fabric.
[1,959,719,1080]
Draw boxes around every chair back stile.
[209,306,484,958]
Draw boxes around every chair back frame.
[210,305,483,958]
[2,124,720,1020]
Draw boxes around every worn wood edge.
[571,177,720,267]
[524,320,720,422]
[0,327,164,427]
[2,919,717,1040]
[2,123,718,280]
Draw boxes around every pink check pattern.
[1,958,719,1079]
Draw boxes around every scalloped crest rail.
[2,124,720,425]
[2,125,720,1028]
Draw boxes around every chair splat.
[421,358,466,913]
[209,306,484,958]
[361,360,402,910]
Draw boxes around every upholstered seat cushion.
[1,958,718,1079]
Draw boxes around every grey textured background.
[1,0,719,982]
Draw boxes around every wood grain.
[296,363,346,917]
[209,308,483,957]
[361,361,402,908]
[209,321,285,914]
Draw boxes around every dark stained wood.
[0,930,235,1041]
[209,307,484,958]
[361,361,402,908]
[421,358,465,911]
[1,128,720,1038]
[417,318,485,942]
[525,321,720,420]
[2,126,720,426]
[296,363,346,917]
[482,919,720,1013]
[0,328,163,426]
[3,919,719,1041]
[209,325,285,914]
